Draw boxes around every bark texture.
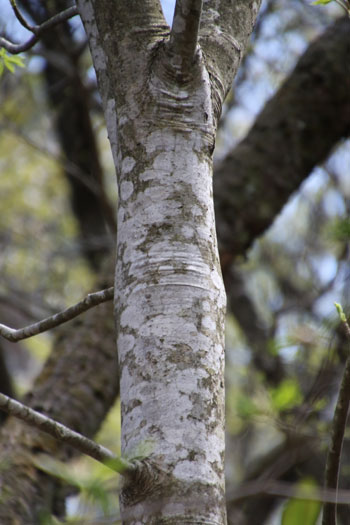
[77,1,259,522]
[200,0,261,125]
[1,6,349,524]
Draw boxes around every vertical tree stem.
[322,356,350,525]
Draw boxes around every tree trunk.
[77,0,260,522]
[3,5,349,522]
[113,71,228,522]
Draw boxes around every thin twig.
[167,0,203,80]
[322,306,350,525]
[10,0,36,33]
[334,0,350,16]
[228,479,350,506]
[0,6,79,54]
[0,287,114,342]
[0,392,134,475]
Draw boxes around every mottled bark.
[1,5,349,525]
[215,16,350,264]
[77,0,259,522]
[200,0,262,125]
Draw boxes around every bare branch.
[0,287,114,342]
[9,0,36,33]
[228,479,350,506]
[0,392,134,475]
[167,0,203,79]
[322,311,350,525]
[0,33,37,55]
[0,6,79,54]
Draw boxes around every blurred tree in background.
[0,0,349,523]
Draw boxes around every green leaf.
[334,302,347,323]
[270,379,302,411]
[0,50,25,77]
[6,55,25,68]
[4,59,15,73]
[312,0,333,4]
[84,480,111,515]
[281,478,321,525]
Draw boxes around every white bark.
[115,61,227,521]
[77,1,260,522]
[113,48,227,522]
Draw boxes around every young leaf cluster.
[0,48,24,76]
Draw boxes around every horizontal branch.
[0,286,114,342]
[0,392,134,475]
[228,479,350,506]
[0,5,78,54]
[167,0,203,79]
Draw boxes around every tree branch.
[0,392,134,475]
[322,308,350,525]
[334,0,350,15]
[322,358,350,524]
[77,0,168,166]
[214,16,350,265]
[10,0,36,33]
[200,0,261,122]
[0,5,78,54]
[0,286,114,342]
[0,261,119,523]
[167,0,203,79]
